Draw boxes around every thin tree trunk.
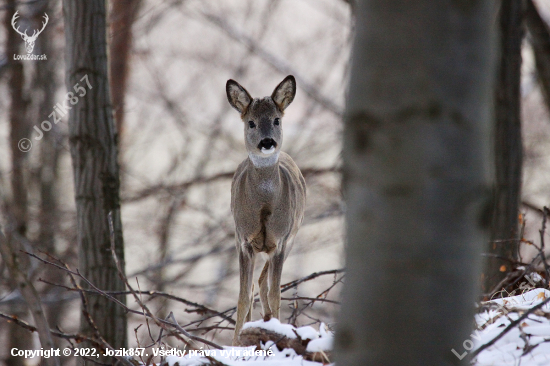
[525,0,550,113]
[4,1,31,364]
[484,1,523,294]
[0,228,60,366]
[30,0,65,342]
[62,1,127,362]
[334,1,496,365]
[110,0,140,136]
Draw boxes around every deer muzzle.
[258,138,277,155]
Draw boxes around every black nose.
[258,138,277,150]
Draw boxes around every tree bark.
[109,0,140,136]
[4,1,31,364]
[30,0,66,342]
[334,1,495,365]
[62,1,127,363]
[484,1,523,294]
[525,0,550,114]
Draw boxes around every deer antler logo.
[11,11,49,54]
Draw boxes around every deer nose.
[258,138,277,150]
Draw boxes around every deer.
[11,11,49,54]
[226,75,307,345]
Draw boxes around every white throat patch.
[249,151,280,167]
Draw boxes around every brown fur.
[227,76,306,345]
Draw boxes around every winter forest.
[1,0,550,365]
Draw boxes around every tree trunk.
[110,0,140,136]
[484,1,523,294]
[334,1,495,365]
[4,1,31,364]
[525,0,550,114]
[31,0,65,341]
[62,1,127,363]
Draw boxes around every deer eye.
[248,121,256,128]
[274,118,280,126]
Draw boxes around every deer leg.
[259,261,271,320]
[246,283,254,322]
[233,248,254,346]
[268,251,285,320]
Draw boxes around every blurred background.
[0,0,350,362]
[1,0,550,364]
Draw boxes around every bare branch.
[198,11,344,117]
[0,226,60,366]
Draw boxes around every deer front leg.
[233,247,254,346]
[267,251,285,320]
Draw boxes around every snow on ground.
[165,289,550,365]
[474,289,550,366]
[165,320,333,366]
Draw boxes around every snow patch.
[306,337,333,353]
[295,326,318,340]
[242,318,297,339]
[474,289,550,366]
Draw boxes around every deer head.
[11,11,49,54]
[226,76,296,167]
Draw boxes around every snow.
[164,290,550,365]
[295,326,318,340]
[473,289,550,366]
[242,318,297,339]
[164,321,334,365]
[306,337,333,353]
[483,288,550,311]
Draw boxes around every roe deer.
[226,76,306,345]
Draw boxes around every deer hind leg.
[268,252,285,320]
[259,261,271,320]
[246,283,254,322]
[233,248,255,346]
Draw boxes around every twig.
[108,212,223,350]
[471,295,550,358]
[38,278,235,324]
[199,11,344,117]
[281,269,345,293]
[0,311,101,345]
[0,226,60,366]
[538,207,550,287]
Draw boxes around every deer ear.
[226,80,252,114]
[271,75,296,111]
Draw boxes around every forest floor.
[161,288,550,366]
[473,288,550,365]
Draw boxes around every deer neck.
[248,151,280,168]
[247,153,281,196]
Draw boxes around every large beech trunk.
[335,1,496,364]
